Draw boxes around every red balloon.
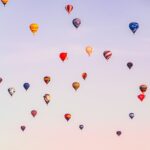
[65,4,73,14]
[138,94,145,102]
[64,113,71,121]
[82,72,87,80]
[59,52,67,62]
[21,126,26,131]
[31,110,37,117]
[103,50,112,60]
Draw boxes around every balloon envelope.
[29,23,39,34]
[129,113,134,119]
[44,76,51,84]
[79,125,84,130]
[139,84,147,93]
[43,94,51,105]
[127,62,133,69]
[129,22,139,34]
[1,0,8,6]
[59,52,67,62]
[21,126,26,131]
[65,4,73,14]
[72,18,81,28]
[138,94,145,102]
[72,82,80,91]
[116,131,122,136]
[23,83,30,90]
[8,87,15,96]
[103,50,112,60]
[64,113,71,121]
[31,110,37,117]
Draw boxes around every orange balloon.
[44,76,51,84]
[86,46,93,56]
[64,113,71,121]
[1,0,8,6]
[72,82,80,91]
[29,23,39,34]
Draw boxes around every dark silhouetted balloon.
[79,125,84,130]
[72,18,81,28]
[129,113,134,119]
[127,62,133,69]
[23,83,30,91]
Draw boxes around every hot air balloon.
[129,22,139,34]
[31,110,37,117]
[29,23,39,34]
[1,0,8,6]
[65,4,73,14]
[138,94,145,102]
[127,62,133,69]
[21,126,26,131]
[116,131,122,136]
[64,113,71,121]
[86,46,93,56]
[79,125,84,130]
[8,87,15,96]
[44,76,51,84]
[72,18,81,28]
[0,77,2,83]
[139,84,147,93]
[59,52,67,62]
[72,82,80,91]
[103,50,112,60]
[129,113,134,119]
[23,83,30,91]
[82,72,87,80]
[43,94,51,105]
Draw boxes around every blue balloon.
[72,18,81,28]
[129,22,139,34]
[23,83,30,90]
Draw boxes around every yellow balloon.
[1,0,8,6]
[72,82,80,91]
[86,46,93,56]
[29,23,39,34]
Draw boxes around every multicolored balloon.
[139,84,147,93]
[44,76,51,84]
[43,94,51,105]
[64,113,71,121]
[103,50,112,60]
[8,87,15,96]
[72,18,81,28]
[1,0,8,6]
[65,4,73,14]
[29,23,39,34]
[129,22,139,34]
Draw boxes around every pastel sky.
[0,0,150,150]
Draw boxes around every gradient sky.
[0,0,150,150]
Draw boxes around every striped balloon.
[103,50,112,60]
[65,4,73,14]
